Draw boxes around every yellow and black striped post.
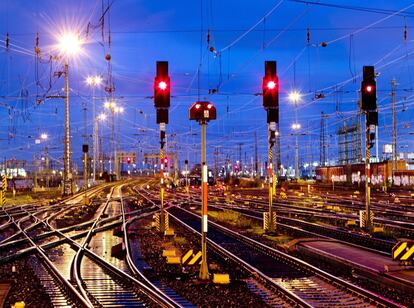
[159,145,166,233]
[0,175,7,206]
[266,126,275,232]
[364,126,372,230]
[392,241,414,264]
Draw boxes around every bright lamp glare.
[288,91,301,103]
[58,32,82,57]
[40,133,48,140]
[94,76,102,85]
[86,76,93,85]
[366,85,373,93]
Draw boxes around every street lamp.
[289,90,301,180]
[104,101,119,179]
[57,32,82,57]
[57,32,82,196]
[37,133,50,188]
[114,106,124,180]
[288,91,301,104]
[96,113,107,176]
[292,123,301,179]
[86,75,103,184]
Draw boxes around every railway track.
[1,181,179,307]
[166,205,401,307]
[167,190,395,254]
[210,202,394,254]
[125,186,197,307]
[218,193,414,237]
[138,186,401,307]
[3,195,91,306]
[225,187,414,229]
[71,183,180,307]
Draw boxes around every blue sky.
[1,0,414,170]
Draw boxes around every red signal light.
[207,103,212,109]
[158,81,168,90]
[365,85,373,93]
[195,104,201,109]
[266,80,277,90]
[164,158,168,163]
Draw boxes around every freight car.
[315,160,408,186]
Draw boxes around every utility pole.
[254,131,258,178]
[320,112,326,166]
[99,134,103,174]
[92,87,96,183]
[82,96,89,190]
[86,75,102,184]
[63,63,73,195]
[238,143,243,174]
[45,147,49,188]
[213,147,218,179]
[111,107,115,177]
[185,159,189,193]
[33,154,37,189]
[357,111,362,162]
[293,124,300,179]
[93,116,98,180]
[392,79,397,177]
[83,145,88,191]
[117,109,122,180]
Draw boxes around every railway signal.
[262,61,279,111]
[154,61,171,233]
[154,61,170,111]
[262,61,279,233]
[360,65,378,231]
[361,66,376,112]
[189,101,217,280]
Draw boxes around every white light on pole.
[57,31,83,196]
[288,91,301,104]
[292,122,301,179]
[86,75,103,184]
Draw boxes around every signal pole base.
[263,212,277,233]
[83,195,90,206]
[199,261,209,281]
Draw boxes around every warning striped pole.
[159,125,166,233]
[199,122,209,280]
[365,126,372,229]
[267,126,275,232]
[0,175,6,206]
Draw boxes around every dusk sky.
[1,0,414,170]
